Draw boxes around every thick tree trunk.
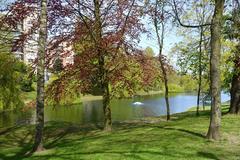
[32,0,47,152]
[197,27,203,116]
[207,0,225,140]
[94,0,112,131]
[228,11,240,114]
[103,81,112,131]
[229,72,240,114]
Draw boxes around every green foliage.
[221,6,240,91]
[46,73,81,106]
[144,46,155,57]
[52,58,63,74]
[168,72,201,93]
[168,83,184,93]
[0,53,24,110]
[110,56,143,98]
[15,63,35,92]
[20,76,34,92]
[0,26,14,54]
[221,39,236,91]
[47,44,162,103]
[171,41,209,79]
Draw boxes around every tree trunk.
[160,57,170,120]
[103,81,112,131]
[229,71,240,114]
[207,0,225,140]
[32,0,47,152]
[154,0,170,121]
[202,31,209,111]
[228,10,240,114]
[94,0,112,131]
[196,26,203,116]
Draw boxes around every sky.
[137,14,182,57]
[139,29,182,57]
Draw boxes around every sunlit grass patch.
[0,106,239,160]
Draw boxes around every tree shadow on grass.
[197,151,220,160]
[0,116,210,160]
[156,126,205,138]
[0,121,104,160]
[26,150,181,160]
[0,130,33,160]
[0,125,23,136]
[113,121,205,139]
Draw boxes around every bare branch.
[172,0,212,28]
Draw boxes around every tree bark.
[160,56,170,120]
[207,0,225,140]
[32,0,47,152]
[229,49,240,114]
[94,0,112,131]
[154,0,170,120]
[196,26,203,116]
[229,74,240,114]
[228,6,240,114]
[103,81,112,131]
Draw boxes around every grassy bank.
[0,106,239,160]
[188,101,230,112]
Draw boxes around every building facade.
[13,3,74,67]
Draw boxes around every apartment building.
[12,3,74,67]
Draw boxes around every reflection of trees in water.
[0,110,32,128]
[142,106,156,117]
[132,105,155,119]
[0,113,11,127]
[2,93,230,128]
[83,101,103,124]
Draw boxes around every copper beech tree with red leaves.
[1,0,162,152]
[46,0,162,131]
[3,0,162,136]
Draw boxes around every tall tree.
[195,0,212,115]
[172,0,213,115]
[94,0,112,131]
[32,0,47,152]
[45,0,147,131]
[172,0,225,140]
[153,0,170,120]
[206,0,225,140]
[226,0,240,114]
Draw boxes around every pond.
[0,92,230,128]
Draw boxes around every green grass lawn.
[0,106,239,160]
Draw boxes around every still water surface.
[0,92,230,128]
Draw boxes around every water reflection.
[0,92,230,128]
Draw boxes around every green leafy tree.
[172,0,213,115]
[144,46,155,57]
[223,3,240,114]
[0,53,24,111]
